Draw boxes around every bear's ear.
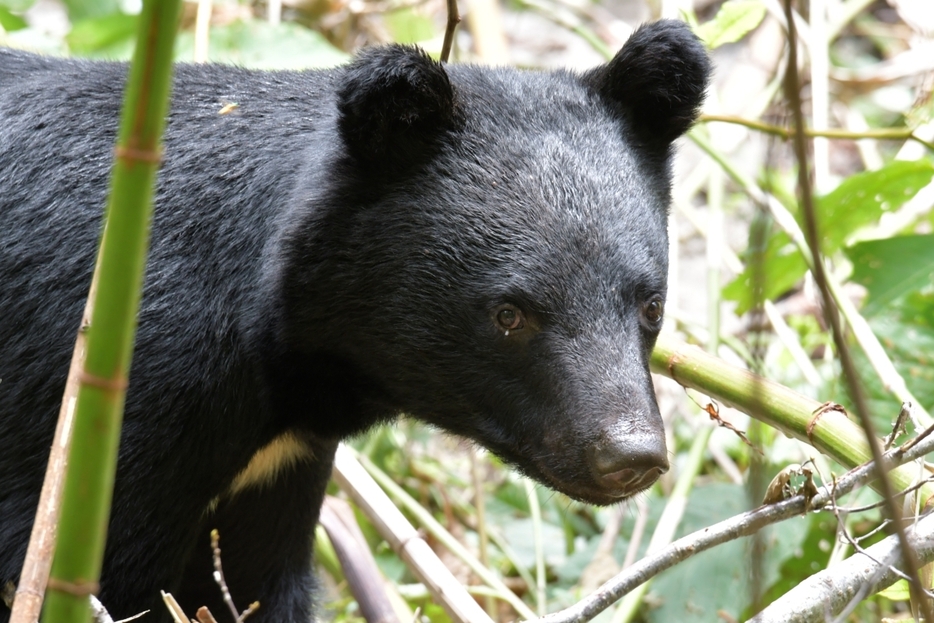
[583,20,711,149]
[337,45,456,171]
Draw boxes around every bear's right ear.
[337,45,456,172]
[583,20,711,151]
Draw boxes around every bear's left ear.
[583,20,711,149]
[337,45,456,171]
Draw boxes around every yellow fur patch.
[228,432,315,494]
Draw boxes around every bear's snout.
[589,432,669,497]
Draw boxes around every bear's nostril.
[591,435,669,494]
[599,467,639,489]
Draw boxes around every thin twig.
[831,477,934,513]
[782,1,934,620]
[210,530,241,623]
[10,274,98,623]
[700,114,934,151]
[439,0,460,63]
[883,403,912,450]
[210,530,260,623]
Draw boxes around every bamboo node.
[807,401,847,441]
[77,370,129,392]
[114,145,163,164]
[47,577,99,596]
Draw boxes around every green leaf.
[384,8,435,44]
[0,5,26,31]
[855,295,934,420]
[722,231,807,315]
[756,514,834,613]
[173,20,348,69]
[61,0,121,23]
[66,13,138,56]
[501,518,568,571]
[878,579,911,601]
[846,234,934,316]
[696,0,766,49]
[0,0,34,12]
[724,160,934,315]
[818,159,934,255]
[646,483,812,622]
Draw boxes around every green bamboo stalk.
[650,334,934,501]
[42,2,182,622]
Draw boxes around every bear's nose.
[591,434,669,495]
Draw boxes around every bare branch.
[528,425,934,623]
[439,0,460,63]
[700,114,934,152]
[749,512,934,623]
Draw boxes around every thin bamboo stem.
[42,2,182,622]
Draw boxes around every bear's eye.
[495,305,525,333]
[642,296,664,328]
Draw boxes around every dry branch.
[319,497,400,623]
[749,512,934,622]
[331,445,495,623]
[528,424,934,623]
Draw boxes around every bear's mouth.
[521,456,661,507]
[538,469,657,506]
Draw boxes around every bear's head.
[278,20,711,505]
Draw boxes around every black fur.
[0,20,709,622]
[337,44,456,172]
[584,20,711,149]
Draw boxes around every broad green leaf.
[725,160,934,315]
[66,12,137,56]
[855,295,934,421]
[0,6,26,31]
[696,0,766,49]
[374,550,409,583]
[756,513,834,614]
[845,234,934,316]
[818,159,934,255]
[646,483,811,622]
[900,290,934,330]
[174,20,348,69]
[501,518,568,570]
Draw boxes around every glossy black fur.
[0,21,709,622]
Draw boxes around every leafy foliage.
[695,0,766,49]
[846,234,934,316]
[725,159,934,314]
[5,1,934,621]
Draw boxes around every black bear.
[0,20,710,622]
